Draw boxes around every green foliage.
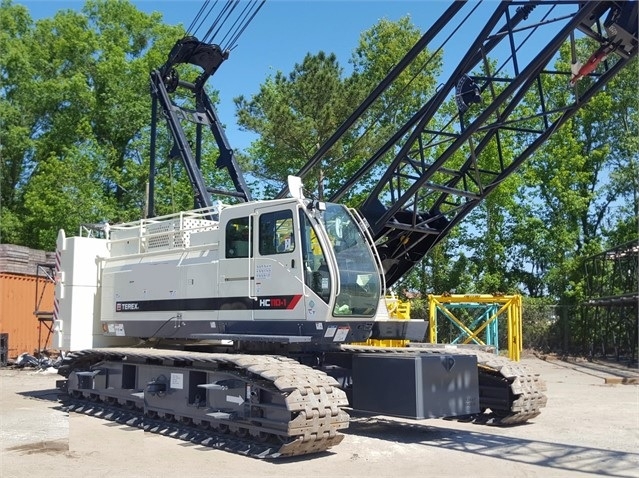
[235,51,352,199]
[343,16,442,205]
[407,298,429,323]
[0,0,185,249]
[516,48,638,303]
[234,15,440,203]
[394,236,474,296]
[22,141,117,248]
[521,297,559,352]
[349,16,441,126]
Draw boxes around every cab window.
[259,210,294,255]
[226,217,250,258]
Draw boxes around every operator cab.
[218,177,382,322]
[300,201,382,317]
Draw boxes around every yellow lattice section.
[428,294,523,361]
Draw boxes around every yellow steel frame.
[428,294,523,361]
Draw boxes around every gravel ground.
[1,355,637,478]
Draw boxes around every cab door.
[252,205,306,320]
[218,213,253,321]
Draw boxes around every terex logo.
[116,302,140,312]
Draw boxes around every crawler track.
[58,345,546,459]
[58,348,349,458]
[471,349,548,424]
[341,344,547,425]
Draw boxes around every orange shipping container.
[0,273,55,360]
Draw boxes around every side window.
[259,210,294,256]
[226,217,250,258]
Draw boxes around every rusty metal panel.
[0,273,55,359]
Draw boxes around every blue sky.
[19,0,453,150]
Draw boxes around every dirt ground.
[1,355,637,478]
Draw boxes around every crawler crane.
[55,1,637,458]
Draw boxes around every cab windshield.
[319,204,381,317]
